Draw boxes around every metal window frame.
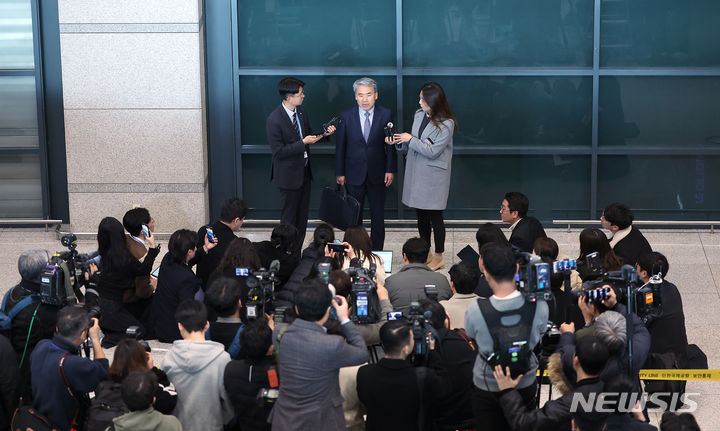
[0,0,52,219]
[218,0,720,221]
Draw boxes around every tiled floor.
[1,226,718,429]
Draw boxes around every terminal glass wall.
[212,0,720,222]
[0,0,45,218]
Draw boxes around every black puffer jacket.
[277,243,323,305]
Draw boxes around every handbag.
[11,405,58,431]
[10,353,77,431]
[318,185,361,231]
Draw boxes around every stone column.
[58,0,208,233]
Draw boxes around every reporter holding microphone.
[388,82,456,271]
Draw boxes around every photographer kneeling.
[3,249,61,400]
[29,306,108,430]
[558,284,650,387]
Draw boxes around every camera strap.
[415,366,426,430]
[18,303,40,369]
[454,328,477,352]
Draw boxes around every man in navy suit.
[267,77,335,251]
[335,77,397,250]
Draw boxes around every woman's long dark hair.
[217,237,261,272]
[577,228,623,270]
[419,82,457,132]
[476,222,509,250]
[97,216,134,272]
[271,223,298,255]
[343,225,378,263]
[107,339,148,382]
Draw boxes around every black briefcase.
[318,185,361,231]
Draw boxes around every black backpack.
[477,297,537,379]
[85,381,128,431]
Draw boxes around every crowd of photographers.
[0,194,705,431]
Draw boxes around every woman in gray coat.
[388,82,457,271]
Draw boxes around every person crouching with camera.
[464,243,549,430]
[3,249,63,401]
[28,306,108,430]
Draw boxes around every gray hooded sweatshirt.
[162,340,233,431]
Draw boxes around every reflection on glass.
[0,76,38,148]
[403,0,593,67]
[600,0,720,67]
[0,153,42,217]
[403,76,592,147]
[598,156,720,219]
[239,75,397,146]
[0,0,35,69]
[599,77,720,147]
[242,154,398,220]
[443,155,590,220]
[237,0,395,67]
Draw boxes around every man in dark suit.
[500,191,547,253]
[601,202,652,266]
[357,319,452,431]
[335,77,397,250]
[190,197,247,289]
[270,279,368,430]
[266,77,336,251]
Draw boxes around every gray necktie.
[363,111,371,142]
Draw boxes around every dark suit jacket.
[190,221,237,289]
[509,216,547,253]
[613,226,652,266]
[270,319,368,430]
[335,105,396,185]
[646,280,687,358]
[266,104,316,190]
[357,356,452,431]
[152,253,202,342]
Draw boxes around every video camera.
[635,273,663,324]
[346,264,378,324]
[246,260,280,320]
[514,252,552,301]
[40,233,100,307]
